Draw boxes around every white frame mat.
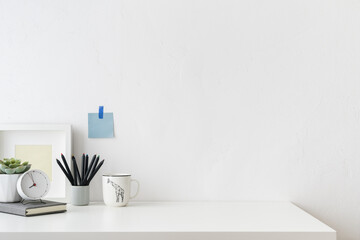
[0,124,71,199]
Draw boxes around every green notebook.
[0,200,66,217]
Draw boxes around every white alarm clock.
[17,169,51,200]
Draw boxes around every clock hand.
[29,173,35,183]
[29,183,36,188]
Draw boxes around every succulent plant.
[0,158,31,174]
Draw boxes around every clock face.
[18,170,50,200]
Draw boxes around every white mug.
[102,174,140,207]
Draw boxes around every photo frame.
[0,124,71,199]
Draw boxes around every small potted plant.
[0,158,31,202]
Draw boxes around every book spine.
[0,204,26,216]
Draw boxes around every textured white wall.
[1,0,360,239]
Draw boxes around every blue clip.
[99,106,104,119]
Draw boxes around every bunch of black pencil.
[56,154,105,186]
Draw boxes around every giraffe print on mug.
[107,179,124,202]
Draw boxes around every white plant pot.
[0,174,22,202]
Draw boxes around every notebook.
[0,200,66,216]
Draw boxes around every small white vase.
[0,174,22,202]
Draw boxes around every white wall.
[1,0,360,239]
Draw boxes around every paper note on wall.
[88,113,114,138]
[15,145,52,180]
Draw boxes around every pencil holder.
[71,186,89,206]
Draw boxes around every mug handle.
[130,179,140,199]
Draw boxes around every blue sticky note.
[88,113,114,138]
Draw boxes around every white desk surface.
[0,201,336,240]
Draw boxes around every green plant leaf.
[9,164,20,168]
[24,164,31,172]
[4,168,16,174]
[0,164,7,172]
[15,166,26,173]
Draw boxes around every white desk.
[0,201,336,240]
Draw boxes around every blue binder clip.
[99,106,104,119]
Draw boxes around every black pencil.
[72,156,77,185]
[85,154,89,176]
[91,155,100,175]
[85,155,99,184]
[81,154,85,181]
[72,156,82,185]
[61,153,74,185]
[85,160,104,185]
[81,154,97,185]
[56,159,73,185]
[72,157,77,185]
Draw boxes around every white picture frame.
[0,124,71,200]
